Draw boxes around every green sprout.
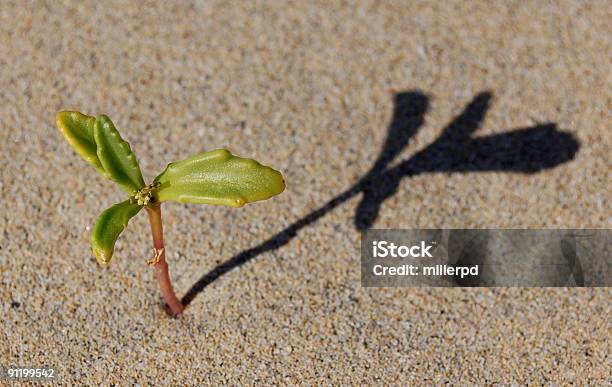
[57,111,285,316]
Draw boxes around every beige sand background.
[0,0,610,384]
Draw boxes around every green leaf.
[94,115,146,193]
[91,200,142,265]
[56,111,108,177]
[154,149,285,207]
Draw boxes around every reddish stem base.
[145,202,184,317]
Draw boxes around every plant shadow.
[181,90,580,305]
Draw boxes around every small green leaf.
[91,200,142,265]
[154,149,285,207]
[94,115,146,193]
[56,111,108,177]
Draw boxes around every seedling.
[57,112,285,316]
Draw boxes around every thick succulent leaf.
[154,149,285,207]
[56,111,108,177]
[91,200,142,265]
[94,115,146,193]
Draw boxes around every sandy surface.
[1,1,610,384]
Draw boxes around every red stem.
[145,202,184,316]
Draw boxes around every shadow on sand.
[181,90,580,305]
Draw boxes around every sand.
[0,1,610,384]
